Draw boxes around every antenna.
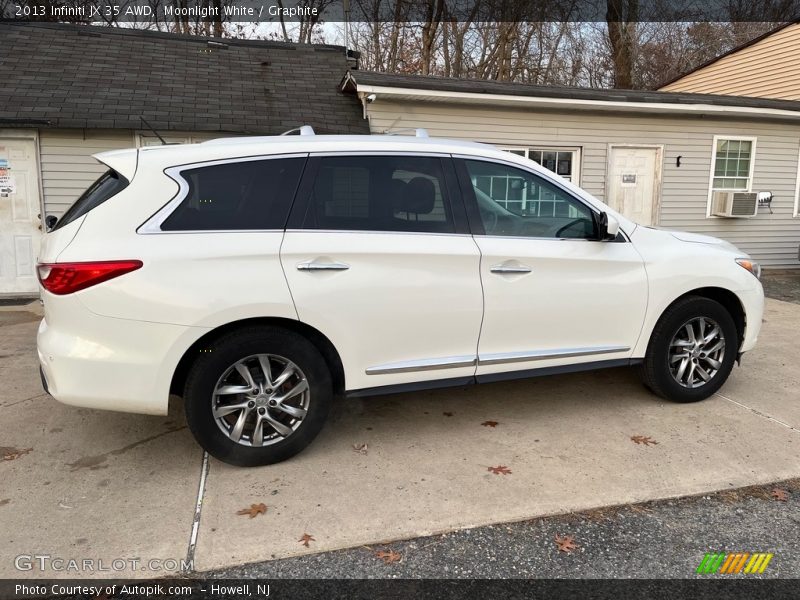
[280,125,316,136]
[140,116,167,145]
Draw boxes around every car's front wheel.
[639,296,738,403]
[184,327,332,466]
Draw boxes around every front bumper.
[737,282,764,353]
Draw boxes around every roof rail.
[383,128,429,138]
[280,125,316,136]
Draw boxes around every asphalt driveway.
[1,296,799,578]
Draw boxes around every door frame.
[0,129,45,297]
[0,128,45,234]
[605,144,664,226]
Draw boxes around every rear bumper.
[37,293,209,415]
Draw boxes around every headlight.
[735,258,761,279]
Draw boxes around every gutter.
[344,78,800,122]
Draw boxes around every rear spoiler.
[92,148,138,181]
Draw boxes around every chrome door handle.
[296,260,350,271]
[490,265,531,274]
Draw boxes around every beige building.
[660,23,800,101]
[343,71,800,268]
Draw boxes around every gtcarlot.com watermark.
[15,554,192,573]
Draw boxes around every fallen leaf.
[554,534,579,553]
[299,533,315,547]
[1,447,33,461]
[375,549,402,564]
[236,503,267,518]
[630,435,658,446]
[443,412,454,417]
[488,465,512,475]
[481,421,499,427]
[352,443,368,455]
[771,488,789,502]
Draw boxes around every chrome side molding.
[478,346,630,365]
[365,355,477,375]
[365,346,630,375]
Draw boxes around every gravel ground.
[211,480,800,579]
[761,270,800,304]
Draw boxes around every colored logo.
[697,552,773,574]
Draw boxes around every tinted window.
[53,170,129,231]
[464,160,596,239]
[301,156,454,233]
[161,158,305,231]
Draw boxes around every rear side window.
[300,155,455,233]
[161,158,305,231]
[53,170,129,231]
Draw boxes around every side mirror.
[45,215,58,231]
[597,212,619,241]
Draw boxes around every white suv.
[37,130,764,466]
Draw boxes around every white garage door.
[0,138,42,295]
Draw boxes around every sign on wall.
[0,152,16,197]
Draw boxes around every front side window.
[160,157,305,231]
[712,138,755,191]
[300,155,454,233]
[463,160,596,239]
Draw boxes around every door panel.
[281,232,482,391]
[0,138,41,295]
[607,147,660,225]
[473,236,648,376]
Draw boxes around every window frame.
[794,141,800,218]
[286,152,471,235]
[499,146,582,184]
[138,153,308,234]
[706,135,757,218]
[453,155,612,242]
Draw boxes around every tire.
[184,326,332,467]
[639,295,738,403]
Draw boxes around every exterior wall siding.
[660,24,800,101]
[366,100,800,267]
[38,128,218,218]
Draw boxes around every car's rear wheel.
[639,296,738,403]
[184,327,332,466]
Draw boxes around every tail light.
[37,260,143,295]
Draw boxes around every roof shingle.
[0,22,369,135]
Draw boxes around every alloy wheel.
[668,317,726,389]
[212,354,310,447]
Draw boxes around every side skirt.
[346,358,641,399]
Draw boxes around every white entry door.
[0,138,42,295]
[607,146,661,225]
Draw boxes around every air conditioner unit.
[711,191,758,218]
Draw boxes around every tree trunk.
[606,0,638,88]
